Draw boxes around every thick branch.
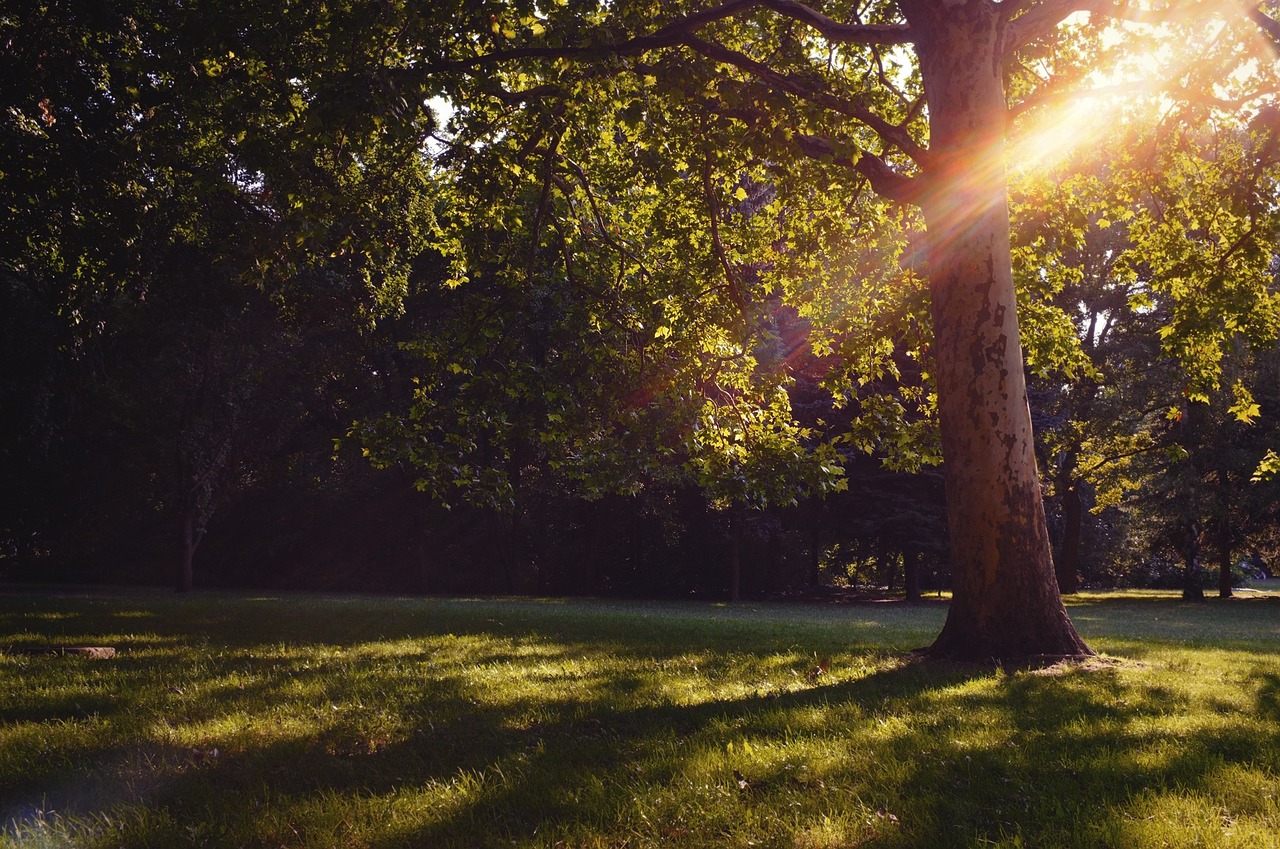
[1009,75,1271,119]
[680,35,929,163]
[1248,5,1280,46]
[1006,0,1198,53]
[794,133,921,202]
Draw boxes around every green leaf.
[1252,450,1280,484]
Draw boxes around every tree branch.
[1009,75,1268,120]
[680,34,930,164]
[756,0,913,44]
[420,0,911,76]
[794,133,921,202]
[1247,4,1280,46]
[701,153,749,317]
[1006,0,1199,54]
[557,155,654,282]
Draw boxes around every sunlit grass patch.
[2,590,1279,847]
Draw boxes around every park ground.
[2,586,1280,848]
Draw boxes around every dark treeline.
[4,1,1280,608]
[5,254,1277,600]
[3,265,955,598]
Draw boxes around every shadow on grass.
[3,592,1280,848]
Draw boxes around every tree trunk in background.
[1181,519,1205,601]
[583,501,608,595]
[1217,515,1233,599]
[729,511,742,602]
[176,508,198,592]
[766,528,782,595]
[809,502,823,589]
[903,0,1091,660]
[904,548,922,603]
[1058,479,1082,595]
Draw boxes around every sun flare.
[1007,17,1193,175]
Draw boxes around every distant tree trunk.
[809,500,823,590]
[903,0,1091,660]
[904,548,922,603]
[729,511,742,602]
[1181,520,1205,602]
[1057,478,1082,595]
[766,527,782,595]
[583,501,608,595]
[416,539,431,594]
[1218,515,1234,599]
[176,507,198,592]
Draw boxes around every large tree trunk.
[903,0,1091,660]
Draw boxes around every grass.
[2,589,1279,848]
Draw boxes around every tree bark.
[766,526,782,595]
[1218,546,1233,599]
[902,0,1091,660]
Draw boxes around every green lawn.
[2,589,1279,848]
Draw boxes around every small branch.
[557,156,654,281]
[871,44,912,110]
[701,153,749,317]
[526,127,565,283]
[494,84,565,106]
[1216,219,1262,274]
[684,94,921,203]
[1080,440,1160,477]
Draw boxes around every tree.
[393,0,1276,659]
[1013,91,1280,596]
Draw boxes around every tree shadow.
[4,593,1280,847]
